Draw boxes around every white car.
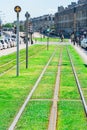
[5,39,11,48]
[11,34,17,46]
[11,34,16,39]
[81,38,87,49]
[0,42,3,50]
[8,38,14,47]
[11,38,16,47]
[0,39,8,49]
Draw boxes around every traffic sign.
[25,12,30,18]
[14,6,21,13]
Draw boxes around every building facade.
[55,0,87,36]
[78,0,87,4]
[31,14,54,33]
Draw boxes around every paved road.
[0,32,42,57]
[0,42,31,57]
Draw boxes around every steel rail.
[48,47,62,130]
[66,45,87,116]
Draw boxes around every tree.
[2,23,13,28]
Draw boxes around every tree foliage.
[2,23,13,28]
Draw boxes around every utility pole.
[73,7,76,45]
[47,26,50,50]
[25,12,30,69]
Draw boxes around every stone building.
[31,14,54,33]
[55,0,87,36]
[78,0,87,4]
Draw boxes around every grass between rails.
[57,45,87,130]
[60,46,79,99]
[0,44,57,129]
[14,46,62,129]
[31,49,60,99]
[15,101,52,130]
[1,44,87,129]
[14,46,61,129]
[58,101,87,130]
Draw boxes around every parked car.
[8,38,14,47]
[81,38,87,49]
[4,39,11,48]
[11,34,17,46]
[11,34,16,39]
[0,39,8,49]
[11,38,16,47]
[5,35,14,47]
[0,42,3,50]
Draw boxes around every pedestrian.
[71,33,75,45]
[60,34,64,42]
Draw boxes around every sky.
[0,0,78,23]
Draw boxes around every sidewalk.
[0,42,31,57]
[0,44,25,57]
[71,43,87,64]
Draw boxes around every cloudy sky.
[0,0,78,23]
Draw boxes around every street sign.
[25,12,30,18]
[14,6,21,13]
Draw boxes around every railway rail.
[48,47,62,130]
[66,45,87,116]
[48,44,87,130]
[8,46,58,130]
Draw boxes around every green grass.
[60,74,77,87]
[60,46,80,99]
[57,101,87,130]
[0,45,46,74]
[15,101,52,130]
[57,45,87,130]
[0,44,57,129]
[33,37,68,42]
[1,44,87,129]
[60,87,80,99]
[68,45,87,99]
[31,50,61,99]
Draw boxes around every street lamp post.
[47,26,50,50]
[73,7,76,45]
[25,12,30,69]
[14,6,21,76]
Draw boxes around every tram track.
[1,44,87,129]
[48,44,87,130]
[66,45,87,116]
[48,47,62,130]
[8,46,58,130]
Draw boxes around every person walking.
[60,34,64,42]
